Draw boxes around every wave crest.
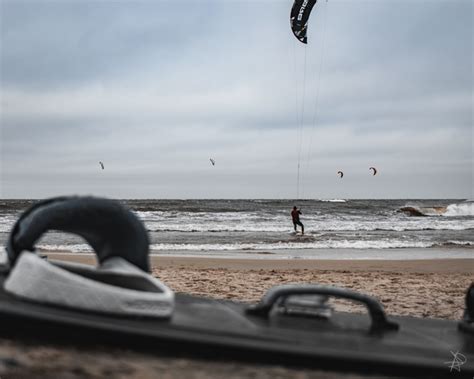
[444,202,474,217]
[398,202,474,217]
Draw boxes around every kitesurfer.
[291,206,304,235]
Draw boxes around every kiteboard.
[0,269,473,378]
[289,231,311,238]
[289,231,306,235]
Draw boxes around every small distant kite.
[369,167,377,176]
[337,171,343,178]
[209,158,215,166]
[99,161,104,170]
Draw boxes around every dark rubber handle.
[459,283,474,335]
[6,196,150,272]
[466,283,474,322]
[247,284,399,333]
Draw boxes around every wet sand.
[0,253,472,378]
[46,253,474,273]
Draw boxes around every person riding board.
[291,206,304,235]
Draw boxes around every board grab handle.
[6,196,150,272]
[246,284,399,333]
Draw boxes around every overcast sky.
[1,0,472,199]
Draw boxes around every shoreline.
[40,246,474,261]
[45,252,474,274]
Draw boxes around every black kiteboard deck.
[0,275,472,378]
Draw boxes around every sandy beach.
[0,253,472,378]
[48,253,474,319]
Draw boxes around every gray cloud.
[1,0,472,199]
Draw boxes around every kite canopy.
[290,0,318,44]
[337,171,343,178]
[99,161,104,170]
[369,167,377,176]
[209,158,215,166]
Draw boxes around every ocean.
[0,199,473,260]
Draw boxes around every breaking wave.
[151,240,435,250]
[37,244,93,253]
[399,202,473,217]
[34,239,474,254]
[444,202,474,217]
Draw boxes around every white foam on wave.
[0,215,16,233]
[149,240,436,251]
[34,239,474,254]
[37,244,93,253]
[444,202,474,217]
[146,223,290,233]
[136,210,263,221]
[443,240,474,246]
